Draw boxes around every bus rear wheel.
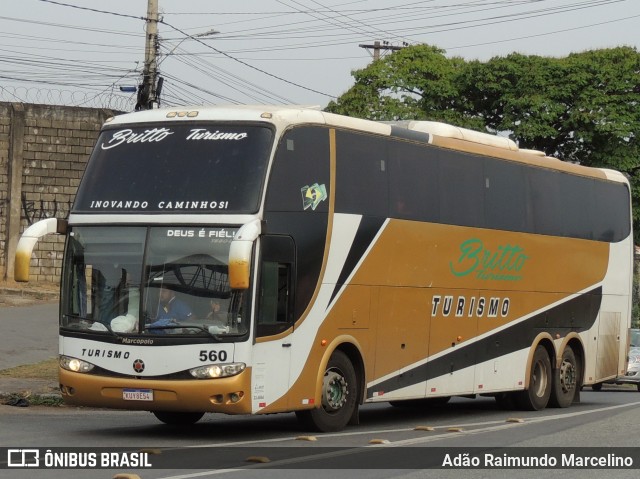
[549,346,578,408]
[516,345,552,411]
[295,350,358,432]
[152,411,204,425]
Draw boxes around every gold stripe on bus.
[351,221,608,293]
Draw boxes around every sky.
[0,0,638,111]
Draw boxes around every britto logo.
[449,238,529,281]
[301,183,327,211]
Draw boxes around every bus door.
[251,235,296,412]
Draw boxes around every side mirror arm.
[228,219,261,290]
[14,218,67,282]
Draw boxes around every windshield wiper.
[145,323,227,340]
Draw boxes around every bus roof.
[105,105,625,184]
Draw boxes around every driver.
[148,287,192,331]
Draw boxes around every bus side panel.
[369,286,431,400]
[583,238,633,385]
[343,220,610,400]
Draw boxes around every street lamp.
[158,28,219,67]
[136,28,219,111]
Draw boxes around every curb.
[0,285,59,307]
[0,286,59,301]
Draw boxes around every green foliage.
[326,45,640,242]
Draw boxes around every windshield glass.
[73,123,273,214]
[61,226,248,339]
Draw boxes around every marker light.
[60,355,95,373]
[189,363,246,379]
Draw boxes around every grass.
[0,357,63,406]
[0,357,59,381]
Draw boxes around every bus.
[15,105,633,432]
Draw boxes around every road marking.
[153,400,640,478]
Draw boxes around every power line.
[0,0,634,109]
[159,18,335,99]
[445,12,640,51]
[36,0,146,22]
[34,0,336,100]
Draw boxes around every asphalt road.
[1,303,640,478]
[1,390,640,479]
[0,302,58,370]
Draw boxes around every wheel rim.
[559,358,576,394]
[532,359,549,398]
[322,369,348,412]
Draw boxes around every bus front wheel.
[516,345,552,411]
[152,411,204,425]
[295,350,358,432]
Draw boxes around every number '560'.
[199,350,228,362]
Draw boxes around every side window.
[388,140,439,222]
[559,174,594,240]
[484,158,531,233]
[257,236,295,338]
[265,126,330,213]
[335,130,389,217]
[591,180,631,241]
[529,168,562,237]
[439,151,484,228]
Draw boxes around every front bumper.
[59,366,252,414]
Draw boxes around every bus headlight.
[60,355,95,373]
[189,363,245,379]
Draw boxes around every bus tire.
[516,345,552,411]
[295,350,358,432]
[549,346,578,408]
[152,411,204,425]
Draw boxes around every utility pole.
[137,0,160,110]
[359,40,407,62]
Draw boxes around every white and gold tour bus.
[15,105,633,432]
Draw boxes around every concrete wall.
[0,102,116,283]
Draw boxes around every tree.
[326,45,640,241]
[328,45,482,128]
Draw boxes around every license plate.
[123,389,153,401]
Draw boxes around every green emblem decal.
[301,183,327,211]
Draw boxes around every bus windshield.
[73,123,273,214]
[61,226,248,339]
